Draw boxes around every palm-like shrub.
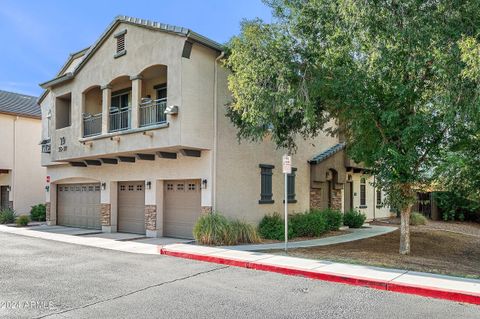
[193,212,231,245]
[0,209,16,224]
[230,219,261,244]
[410,212,427,225]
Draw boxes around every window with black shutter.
[285,168,297,203]
[259,164,274,204]
[376,189,382,206]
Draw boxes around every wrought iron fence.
[83,113,102,137]
[139,98,167,127]
[109,107,131,132]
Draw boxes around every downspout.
[212,51,224,212]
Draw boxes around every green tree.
[225,0,480,254]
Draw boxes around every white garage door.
[118,181,145,234]
[164,180,201,239]
[57,183,101,229]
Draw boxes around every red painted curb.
[160,248,480,306]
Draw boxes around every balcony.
[109,106,131,132]
[83,113,102,137]
[140,98,167,127]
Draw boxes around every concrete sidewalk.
[160,243,480,305]
[222,225,396,251]
[0,225,191,254]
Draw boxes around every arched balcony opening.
[82,85,102,137]
[138,64,168,127]
[109,75,132,132]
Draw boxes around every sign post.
[282,154,292,253]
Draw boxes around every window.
[55,93,71,129]
[259,164,274,204]
[188,183,196,191]
[114,30,127,58]
[177,183,184,191]
[166,183,173,191]
[376,189,382,206]
[286,168,297,203]
[136,185,143,191]
[111,91,131,111]
[360,178,366,207]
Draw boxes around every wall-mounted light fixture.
[45,185,50,192]
[164,105,179,115]
[6,186,11,192]
[101,182,106,190]
[146,181,152,190]
[202,179,207,189]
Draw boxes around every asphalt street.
[0,232,478,319]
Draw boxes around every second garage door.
[164,180,201,239]
[57,183,101,229]
[118,181,145,234]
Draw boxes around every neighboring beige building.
[39,16,391,238]
[0,90,45,214]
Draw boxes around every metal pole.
[284,172,288,253]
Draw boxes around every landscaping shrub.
[343,210,366,228]
[0,209,16,224]
[410,212,427,226]
[16,215,30,227]
[433,192,480,222]
[258,213,293,240]
[290,211,327,237]
[318,208,343,231]
[193,212,260,245]
[230,219,261,244]
[30,204,46,222]
[193,212,231,245]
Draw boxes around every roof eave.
[40,73,74,89]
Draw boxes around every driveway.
[0,232,478,319]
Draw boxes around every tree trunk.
[399,203,413,255]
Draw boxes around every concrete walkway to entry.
[222,225,397,251]
[0,225,191,254]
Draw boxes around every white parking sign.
[282,155,292,174]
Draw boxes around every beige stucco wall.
[0,114,45,214]
[46,22,189,162]
[350,173,392,220]
[213,67,340,224]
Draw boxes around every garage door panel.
[57,183,101,229]
[164,180,201,239]
[118,181,145,234]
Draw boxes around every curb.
[160,248,480,305]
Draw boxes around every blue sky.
[0,0,272,97]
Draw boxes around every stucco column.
[145,179,161,238]
[101,181,117,233]
[101,84,112,134]
[130,75,143,129]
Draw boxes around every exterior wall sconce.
[146,181,152,190]
[202,179,207,189]
[45,185,50,192]
[101,182,106,190]
[164,105,179,115]
[6,186,11,192]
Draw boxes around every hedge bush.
[193,212,260,245]
[16,215,30,227]
[319,208,343,231]
[343,210,366,228]
[30,204,46,222]
[290,211,327,237]
[410,212,427,225]
[258,213,293,240]
[0,209,16,224]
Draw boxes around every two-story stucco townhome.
[0,90,45,214]
[39,16,392,238]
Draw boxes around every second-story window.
[111,91,130,110]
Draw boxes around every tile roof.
[0,90,41,118]
[309,142,346,164]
